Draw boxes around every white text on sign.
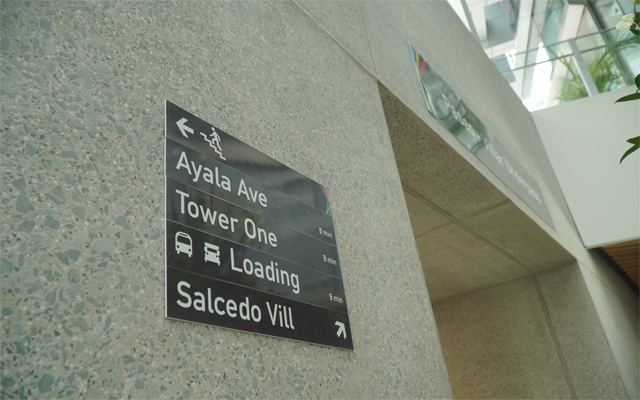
[176,151,268,207]
[176,280,295,330]
[175,189,278,248]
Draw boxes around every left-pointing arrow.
[335,321,346,339]
[176,118,194,138]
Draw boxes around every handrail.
[500,37,639,74]
[496,25,639,110]
[493,27,621,63]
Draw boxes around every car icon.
[175,231,193,257]
[204,242,221,265]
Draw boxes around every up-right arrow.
[335,321,346,339]
[176,117,194,138]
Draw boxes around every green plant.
[554,38,639,102]
[552,7,639,163]
[615,7,640,163]
[616,74,640,163]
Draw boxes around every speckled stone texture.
[536,263,629,399]
[0,1,451,398]
[433,263,630,399]
[434,276,574,399]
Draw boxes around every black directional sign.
[166,140,337,246]
[164,100,352,350]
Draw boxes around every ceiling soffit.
[379,83,574,303]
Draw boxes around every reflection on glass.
[591,0,630,30]
[522,44,554,110]
[413,46,486,154]
[495,28,639,111]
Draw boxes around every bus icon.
[175,231,192,257]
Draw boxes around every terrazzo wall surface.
[0,1,452,398]
[3,0,638,399]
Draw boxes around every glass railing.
[492,28,640,111]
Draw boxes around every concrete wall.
[533,86,640,248]
[0,1,451,398]
[433,262,630,399]
[532,89,640,396]
[385,73,638,397]
[357,1,638,398]
[360,0,637,397]
[1,0,637,399]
